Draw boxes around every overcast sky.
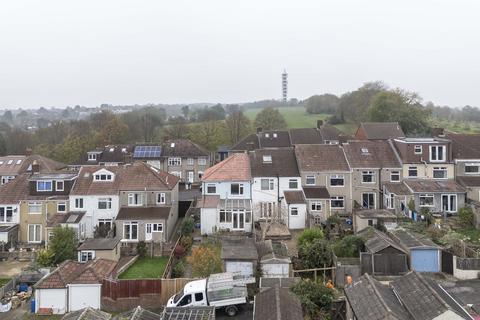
[0,1,479,109]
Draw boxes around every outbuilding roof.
[62,307,111,320]
[283,191,306,204]
[254,285,303,320]
[221,238,258,261]
[355,209,398,220]
[303,186,330,199]
[77,238,120,251]
[457,176,480,188]
[202,153,251,181]
[383,182,412,195]
[115,207,171,220]
[363,229,407,254]
[404,179,466,193]
[389,229,439,250]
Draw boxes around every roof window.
[263,155,272,163]
[361,148,369,155]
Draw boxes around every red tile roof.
[35,259,117,289]
[202,153,251,181]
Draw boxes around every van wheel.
[225,305,238,316]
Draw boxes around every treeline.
[0,103,291,164]
[305,81,480,134]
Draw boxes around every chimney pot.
[32,160,40,173]
[317,120,323,129]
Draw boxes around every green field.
[244,106,357,134]
[118,257,169,279]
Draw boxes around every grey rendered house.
[342,140,402,211]
[114,162,180,252]
[447,132,480,202]
[294,144,352,222]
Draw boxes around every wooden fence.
[0,278,15,299]
[101,277,194,311]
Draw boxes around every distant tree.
[338,81,387,123]
[164,117,189,139]
[121,107,165,142]
[188,120,227,151]
[187,244,222,277]
[36,118,50,129]
[49,226,77,265]
[194,104,226,122]
[225,107,251,144]
[0,134,7,156]
[2,110,13,123]
[181,105,190,119]
[253,107,287,130]
[89,110,116,128]
[6,128,33,154]
[97,117,129,145]
[305,94,340,114]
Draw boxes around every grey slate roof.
[77,237,120,251]
[259,277,300,288]
[221,237,258,261]
[289,128,323,144]
[404,179,466,193]
[254,285,303,320]
[383,182,412,195]
[363,229,407,254]
[249,148,300,177]
[283,190,306,204]
[389,229,439,250]
[295,144,350,172]
[345,273,411,320]
[303,186,330,199]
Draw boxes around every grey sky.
[0,0,479,109]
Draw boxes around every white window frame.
[151,223,163,232]
[306,175,316,185]
[28,201,42,214]
[206,184,216,194]
[433,167,448,179]
[408,166,418,178]
[465,163,480,174]
[168,157,182,166]
[198,157,207,166]
[230,183,244,196]
[361,192,376,209]
[187,158,194,165]
[414,145,422,155]
[219,209,232,223]
[98,219,112,231]
[361,171,375,184]
[0,206,14,223]
[128,193,143,206]
[330,175,345,187]
[260,179,274,191]
[80,250,95,262]
[88,153,98,161]
[28,224,42,243]
[390,171,400,182]
[94,173,113,181]
[288,179,299,189]
[441,194,457,213]
[74,198,84,209]
[1,176,15,185]
[419,194,435,207]
[37,180,53,192]
[98,197,112,210]
[310,201,322,212]
[123,221,139,241]
[55,180,64,191]
[57,201,67,213]
[430,145,446,162]
[387,193,395,209]
[330,196,345,209]
[157,192,166,204]
[290,207,299,216]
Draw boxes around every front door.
[145,223,152,241]
[232,211,245,230]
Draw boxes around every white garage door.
[68,285,101,311]
[226,261,253,277]
[262,263,290,278]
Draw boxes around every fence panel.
[456,257,480,270]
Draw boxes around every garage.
[221,237,258,278]
[226,261,254,277]
[68,284,102,311]
[411,249,440,272]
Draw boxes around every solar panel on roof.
[134,146,161,158]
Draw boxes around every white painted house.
[34,259,117,314]
[199,153,253,235]
[249,148,302,229]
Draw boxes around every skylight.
[16,159,22,165]
[7,160,13,165]
[171,143,175,148]
[263,155,272,163]
[361,148,369,154]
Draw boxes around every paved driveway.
[0,260,30,278]
[216,302,253,320]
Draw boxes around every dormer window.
[171,142,175,148]
[93,169,114,182]
[88,153,97,161]
[263,155,272,163]
[56,180,64,191]
[265,133,270,138]
[273,133,278,138]
[414,145,422,154]
[37,180,53,192]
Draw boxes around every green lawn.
[118,257,169,279]
[0,278,11,287]
[244,106,358,134]
[457,228,480,245]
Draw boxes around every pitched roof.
[283,191,306,204]
[196,195,220,208]
[221,238,258,260]
[35,259,117,289]
[457,176,480,187]
[383,182,412,195]
[62,307,111,320]
[343,141,401,168]
[162,139,210,157]
[358,122,405,140]
[446,132,480,159]
[294,144,350,172]
[345,273,411,320]
[114,306,160,320]
[254,285,303,320]
[202,153,251,181]
[391,272,464,320]
[363,229,407,254]
[249,148,299,177]
[389,229,439,250]
[115,206,172,220]
[77,238,120,251]
[356,209,398,220]
[303,186,330,199]
[70,162,179,195]
[403,179,466,193]
[230,133,260,151]
[161,307,216,320]
[47,211,86,227]
[320,124,344,141]
[258,131,291,148]
[289,128,323,145]
[0,154,66,176]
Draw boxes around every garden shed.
[360,228,408,276]
[257,240,291,278]
[389,229,441,272]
